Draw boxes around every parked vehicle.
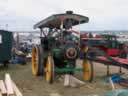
[0,30,13,66]
[81,34,128,58]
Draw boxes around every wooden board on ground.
[50,93,62,96]
[0,80,7,96]
[0,91,3,96]
[0,73,23,96]
[5,74,15,96]
[12,81,23,96]
[64,74,85,87]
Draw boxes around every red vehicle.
[80,33,128,58]
[79,33,128,76]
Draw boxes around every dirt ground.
[0,60,128,96]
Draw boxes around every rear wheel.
[83,59,93,82]
[45,56,55,84]
[32,45,44,76]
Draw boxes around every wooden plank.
[50,93,62,96]
[69,75,85,87]
[0,91,3,96]
[64,74,70,86]
[64,74,85,87]
[0,80,7,96]
[69,75,85,85]
[12,81,23,96]
[5,73,15,96]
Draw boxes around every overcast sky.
[0,0,128,31]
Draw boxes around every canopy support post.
[60,19,64,45]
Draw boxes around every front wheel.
[45,56,55,84]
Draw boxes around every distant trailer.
[0,30,13,66]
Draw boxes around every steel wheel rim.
[32,47,38,75]
[83,60,92,81]
[46,56,51,82]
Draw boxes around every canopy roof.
[34,11,89,29]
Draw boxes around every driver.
[63,19,72,37]
[64,19,72,30]
[63,19,79,43]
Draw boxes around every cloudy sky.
[0,0,128,31]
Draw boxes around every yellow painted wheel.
[83,59,93,82]
[32,45,44,76]
[32,46,38,75]
[46,56,54,84]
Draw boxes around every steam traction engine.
[31,11,93,83]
